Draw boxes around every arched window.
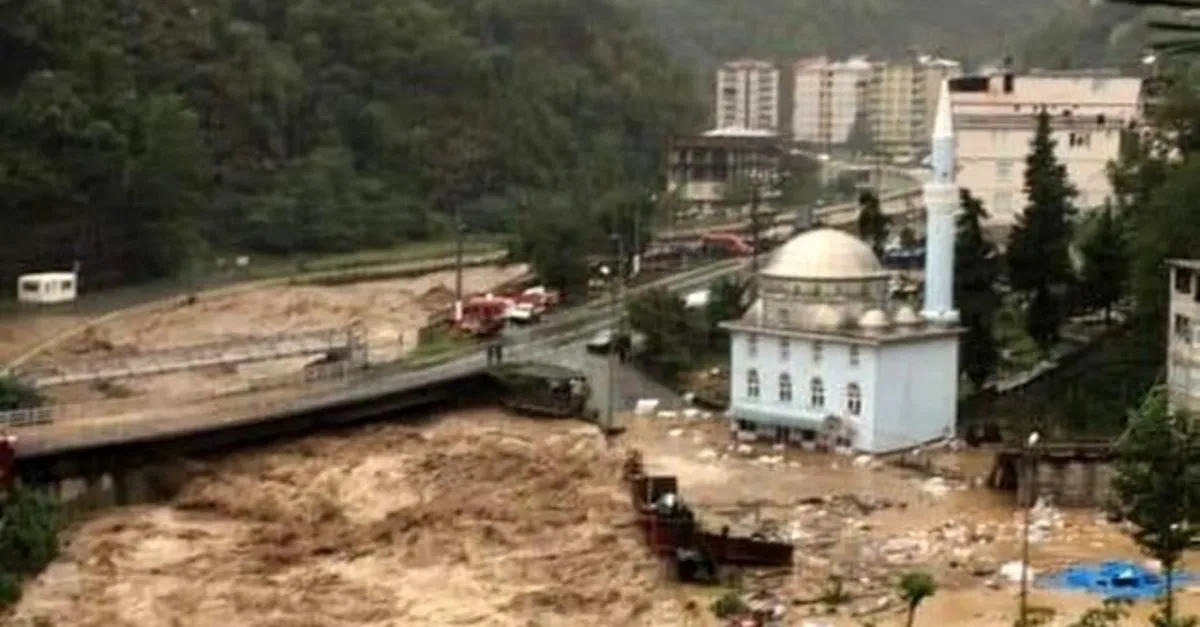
[810,377,825,408]
[747,369,760,399]
[847,383,862,416]
[778,373,793,402]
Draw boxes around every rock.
[697,448,718,460]
[920,477,950,498]
[970,559,999,577]
[667,428,684,438]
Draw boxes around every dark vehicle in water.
[488,362,598,420]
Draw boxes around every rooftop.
[762,228,886,281]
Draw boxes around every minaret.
[921,81,959,324]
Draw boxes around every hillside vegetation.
[0,0,701,289]
[628,0,1083,73]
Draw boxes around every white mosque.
[721,83,962,453]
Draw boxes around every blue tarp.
[1037,561,1198,600]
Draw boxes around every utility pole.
[454,207,465,323]
[1019,430,1041,623]
[749,180,762,302]
[604,232,624,440]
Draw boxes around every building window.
[780,338,791,360]
[1176,269,1194,294]
[996,160,1013,181]
[847,383,863,416]
[813,341,824,364]
[747,369,761,399]
[779,308,791,325]
[747,333,758,357]
[810,377,825,408]
[849,346,860,366]
[994,192,1013,215]
[1176,315,1192,343]
[779,374,793,402]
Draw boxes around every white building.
[1167,259,1200,412]
[792,57,871,149]
[664,128,783,213]
[16,272,78,305]
[715,59,782,133]
[721,82,963,453]
[949,70,1143,227]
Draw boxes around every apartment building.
[949,70,1143,227]
[1167,260,1200,412]
[791,57,871,149]
[664,128,783,212]
[715,59,782,133]
[866,56,961,160]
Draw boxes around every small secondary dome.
[765,228,885,280]
[858,309,889,329]
[893,305,921,325]
[809,304,847,330]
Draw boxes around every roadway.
[11,257,748,456]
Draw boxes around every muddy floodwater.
[9,410,1200,626]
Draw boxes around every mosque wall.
[871,336,960,452]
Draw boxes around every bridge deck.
[19,328,357,387]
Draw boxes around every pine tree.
[954,189,1001,389]
[1007,108,1078,354]
[857,189,889,256]
[1078,202,1128,324]
[1112,388,1200,626]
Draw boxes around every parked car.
[585,329,646,355]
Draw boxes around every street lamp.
[1019,429,1041,623]
[603,232,625,442]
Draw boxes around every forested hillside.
[1017,2,1149,68]
[627,0,1082,74]
[0,0,701,289]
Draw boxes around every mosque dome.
[763,228,886,280]
[893,305,922,325]
[858,309,890,329]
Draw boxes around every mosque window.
[780,338,790,359]
[778,308,791,325]
[779,373,793,402]
[812,341,823,363]
[810,377,825,408]
[847,383,862,416]
[747,369,761,399]
[849,346,860,366]
[747,333,759,357]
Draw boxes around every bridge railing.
[16,327,357,387]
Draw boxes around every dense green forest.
[1017,2,1151,68]
[0,0,702,289]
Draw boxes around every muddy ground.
[9,411,1200,626]
[28,265,527,404]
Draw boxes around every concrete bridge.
[988,441,1115,508]
[15,325,368,387]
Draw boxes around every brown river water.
[6,410,1200,627]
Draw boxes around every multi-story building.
[664,128,783,213]
[716,59,782,132]
[1167,259,1200,412]
[865,56,962,160]
[792,57,871,149]
[949,70,1143,227]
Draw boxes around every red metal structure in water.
[622,450,793,573]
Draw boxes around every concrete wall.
[873,336,959,452]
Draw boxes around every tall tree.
[1078,202,1129,323]
[856,189,889,256]
[1112,388,1200,626]
[954,189,1001,389]
[1007,108,1079,354]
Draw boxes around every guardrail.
[655,185,923,240]
[2,256,753,450]
[18,327,360,387]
